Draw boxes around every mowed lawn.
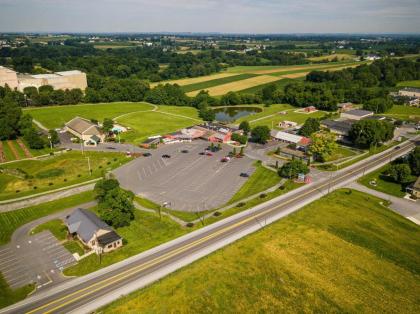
[235,104,326,128]
[100,190,420,314]
[24,102,154,129]
[397,80,420,88]
[0,191,94,245]
[229,163,280,204]
[383,105,420,122]
[118,107,201,143]
[0,151,130,201]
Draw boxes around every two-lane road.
[2,138,417,314]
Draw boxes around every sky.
[0,0,419,34]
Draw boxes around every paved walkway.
[347,182,420,225]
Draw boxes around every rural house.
[64,117,106,146]
[65,208,123,254]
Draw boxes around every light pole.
[87,156,91,175]
[47,135,52,151]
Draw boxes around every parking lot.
[114,141,255,212]
[0,230,76,289]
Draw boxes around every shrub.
[237,202,246,207]
[213,211,221,217]
[186,222,194,228]
[48,182,53,186]
[259,193,267,198]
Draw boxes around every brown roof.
[66,117,102,136]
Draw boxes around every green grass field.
[397,80,420,88]
[0,191,94,245]
[63,209,187,276]
[238,77,299,94]
[24,102,154,129]
[100,189,420,314]
[181,73,258,93]
[324,146,358,162]
[0,274,33,310]
[30,219,68,240]
[118,108,201,143]
[228,163,280,204]
[358,164,415,197]
[235,104,326,128]
[0,151,129,201]
[383,105,420,122]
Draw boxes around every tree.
[407,147,420,176]
[94,179,135,228]
[349,120,395,149]
[239,121,251,135]
[23,127,45,149]
[309,131,337,162]
[251,126,270,144]
[278,159,309,179]
[198,108,215,122]
[299,118,320,137]
[363,97,393,113]
[102,118,114,133]
[48,129,60,146]
[231,133,247,145]
[388,164,411,184]
[0,97,22,140]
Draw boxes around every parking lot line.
[1,263,26,274]
[0,256,18,266]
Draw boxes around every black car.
[199,152,205,155]
[106,146,116,150]
[162,154,171,158]
[394,146,401,150]
[240,172,249,178]
[143,152,152,157]
[181,149,189,153]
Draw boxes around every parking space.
[114,141,255,212]
[0,230,76,289]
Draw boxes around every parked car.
[240,172,249,177]
[206,152,213,156]
[221,157,229,162]
[199,152,205,155]
[181,149,189,153]
[106,146,116,150]
[162,154,171,158]
[143,152,152,157]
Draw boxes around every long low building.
[321,119,356,138]
[0,66,87,91]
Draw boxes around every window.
[107,244,112,249]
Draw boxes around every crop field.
[0,139,50,164]
[150,73,237,88]
[100,189,420,314]
[396,80,420,88]
[307,53,355,61]
[182,73,257,94]
[24,102,155,129]
[196,75,280,96]
[235,104,326,128]
[118,107,201,143]
[0,151,130,201]
[383,105,420,122]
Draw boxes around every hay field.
[188,75,280,96]
[150,73,237,88]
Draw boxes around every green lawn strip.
[0,274,34,310]
[396,80,420,88]
[181,74,258,93]
[268,62,360,77]
[0,151,130,201]
[119,111,200,144]
[324,146,358,162]
[63,240,85,256]
[10,141,26,159]
[0,190,94,245]
[382,105,420,122]
[155,105,201,120]
[228,162,280,204]
[100,189,420,313]
[30,219,68,241]
[1,141,15,161]
[238,78,299,94]
[63,210,187,276]
[358,164,415,198]
[24,102,154,129]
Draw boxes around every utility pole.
[47,135,52,151]
[80,141,84,155]
[87,156,91,175]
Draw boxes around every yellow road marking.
[27,142,414,314]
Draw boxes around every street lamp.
[47,135,52,150]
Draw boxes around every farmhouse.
[64,117,105,146]
[340,109,374,120]
[337,102,353,112]
[65,208,123,254]
[398,87,420,99]
[0,66,87,91]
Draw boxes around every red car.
[206,152,213,156]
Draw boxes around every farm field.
[396,80,420,88]
[0,139,51,163]
[307,53,355,61]
[383,105,420,122]
[150,73,237,88]
[24,102,155,129]
[64,208,187,276]
[192,75,280,96]
[118,107,201,143]
[235,104,326,128]
[0,151,130,201]
[238,77,302,94]
[181,73,257,93]
[0,190,94,245]
[100,190,420,314]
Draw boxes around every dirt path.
[7,140,20,160]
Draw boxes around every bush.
[237,202,246,207]
[48,182,54,186]
[186,222,194,228]
[259,193,267,198]
[213,211,221,217]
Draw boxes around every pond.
[213,106,262,122]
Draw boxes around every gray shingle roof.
[344,109,373,117]
[66,117,102,136]
[66,208,112,243]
